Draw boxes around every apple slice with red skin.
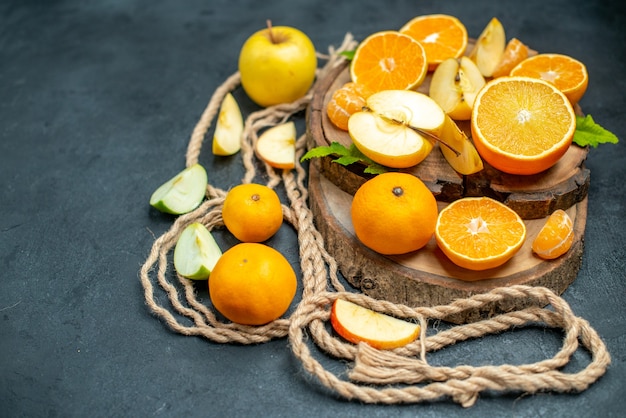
[330,298,420,350]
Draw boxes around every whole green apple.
[238,21,317,107]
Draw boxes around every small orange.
[326,82,373,131]
[491,38,529,78]
[350,172,438,255]
[509,53,588,104]
[222,183,283,242]
[471,76,576,175]
[532,209,574,259]
[209,243,297,325]
[350,30,428,93]
[435,197,526,271]
[400,14,468,71]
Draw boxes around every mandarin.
[435,197,526,271]
[350,31,428,93]
[471,76,576,175]
[209,243,297,325]
[400,14,468,71]
[350,172,438,255]
[491,38,530,78]
[326,82,373,131]
[532,209,574,259]
[222,183,283,242]
[510,53,589,104]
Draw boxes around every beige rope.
[138,32,610,406]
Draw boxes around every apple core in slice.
[173,222,222,280]
[149,164,207,215]
[255,121,297,169]
[213,93,244,156]
[330,298,420,350]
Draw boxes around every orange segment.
[435,197,527,271]
[510,53,589,104]
[400,14,468,71]
[326,82,373,131]
[491,38,529,78]
[350,31,428,93]
[532,209,574,259]
[471,76,576,175]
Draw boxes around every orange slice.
[491,38,529,78]
[399,14,468,71]
[510,53,589,104]
[350,31,428,93]
[471,76,576,175]
[435,197,527,271]
[532,209,574,259]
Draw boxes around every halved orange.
[510,53,588,104]
[532,209,574,260]
[400,14,468,71]
[491,38,529,78]
[471,76,576,175]
[350,30,428,93]
[435,197,526,271]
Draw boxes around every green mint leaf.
[339,50,355,61]
[300,142,350,162]
[363,163,388,175]
[299,141,387,174]
[573,115,619,148]
[334,155,362,166]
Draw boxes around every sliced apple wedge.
[330,298,420,350]
[439,115,484,175]
[255,121,296,169]
[348,90,445,168]
[174,222,222,280]
[468,17,506,77]
[213,93,243,156]
[149,164,207,215]
[429,56,485,121]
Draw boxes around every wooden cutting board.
[305,56,590,323]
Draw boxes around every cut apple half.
[149,164,207,215]
[348,90,445,168]
[330,298,420,350]
[429,56,485,121]
[213,92,244,156]
[469,17,506,77]
[439,115,484,175]
[174,222,222,280]
[255,121,296,169]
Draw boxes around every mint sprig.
[573,115,619,148]
[300,142,387,174]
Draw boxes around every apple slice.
[255,121,296,169]
[468,17,506,77]
[429,56,485,121]
[149,164,207,215]
[330,298,420,350]
[348,90,445,168]
[439,115,484,175]
[213,93,244,156]
[174,222,222,280]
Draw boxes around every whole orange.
[209,243,297,325]
[222,183,283,242]
[350,172,438,255]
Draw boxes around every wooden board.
[304,48,590,322]
[308,162,587,323]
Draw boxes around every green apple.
[212,93,244,156]
[174,222,222,280]
[149,164,207,215]
[238,20,317,107]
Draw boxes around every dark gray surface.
[1,0,625,417]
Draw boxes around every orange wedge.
[350,31,428,93]
[510,53,589,104]
[399,14,468,71]
[471,76,576,175]
[532,209,574,259]
[435,197,527,271]
[492,38,529,78]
